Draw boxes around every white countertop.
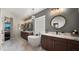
[42,32,79,41]
[21,30,33,33]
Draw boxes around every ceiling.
[5,8,45,18]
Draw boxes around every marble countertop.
[42,32,79,41]
[21,30,33,33]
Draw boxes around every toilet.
[28,35,41,47]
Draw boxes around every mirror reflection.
[51,15,66,29]
[20,17,33,31]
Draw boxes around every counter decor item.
[72,29,78,34]
[71,29,79,36]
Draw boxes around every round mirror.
[51,15,66,29]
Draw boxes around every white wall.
[1,8,14,17]
[0,8,4,45]
[13,17,22,39]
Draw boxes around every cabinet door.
[54,38,67,51]
[46,37,54,51]
[41,36,47,50]
[41,35,54,51]
[69,40,79,51]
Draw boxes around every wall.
[1,8,14,40]
[0,8,4,44]
[1,8,21,39]
[35,8,79,33]
[77,9,79,29]
[13,16,24,39]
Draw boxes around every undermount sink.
[47,32,64,35]
[47,32,72,36]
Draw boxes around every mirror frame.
[50,15,66,29]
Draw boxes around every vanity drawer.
[53,37,67,46]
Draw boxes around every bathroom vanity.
[21,31,33,40]
[41,32,79,51]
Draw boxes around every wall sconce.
[50,8,66,16]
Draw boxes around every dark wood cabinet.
[68,40,79,51]
[5,31,10,41]
[41,35,54,51]
[41,35,79,51]
[54,38,67,51]
[41,36,47,50]
[21,31,33,40]
[46,38,54,51]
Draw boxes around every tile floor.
[0,37,45,51]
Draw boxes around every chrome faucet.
[53,23,59,35]
[56,30,58,35]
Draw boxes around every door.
[34,15,45,35]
